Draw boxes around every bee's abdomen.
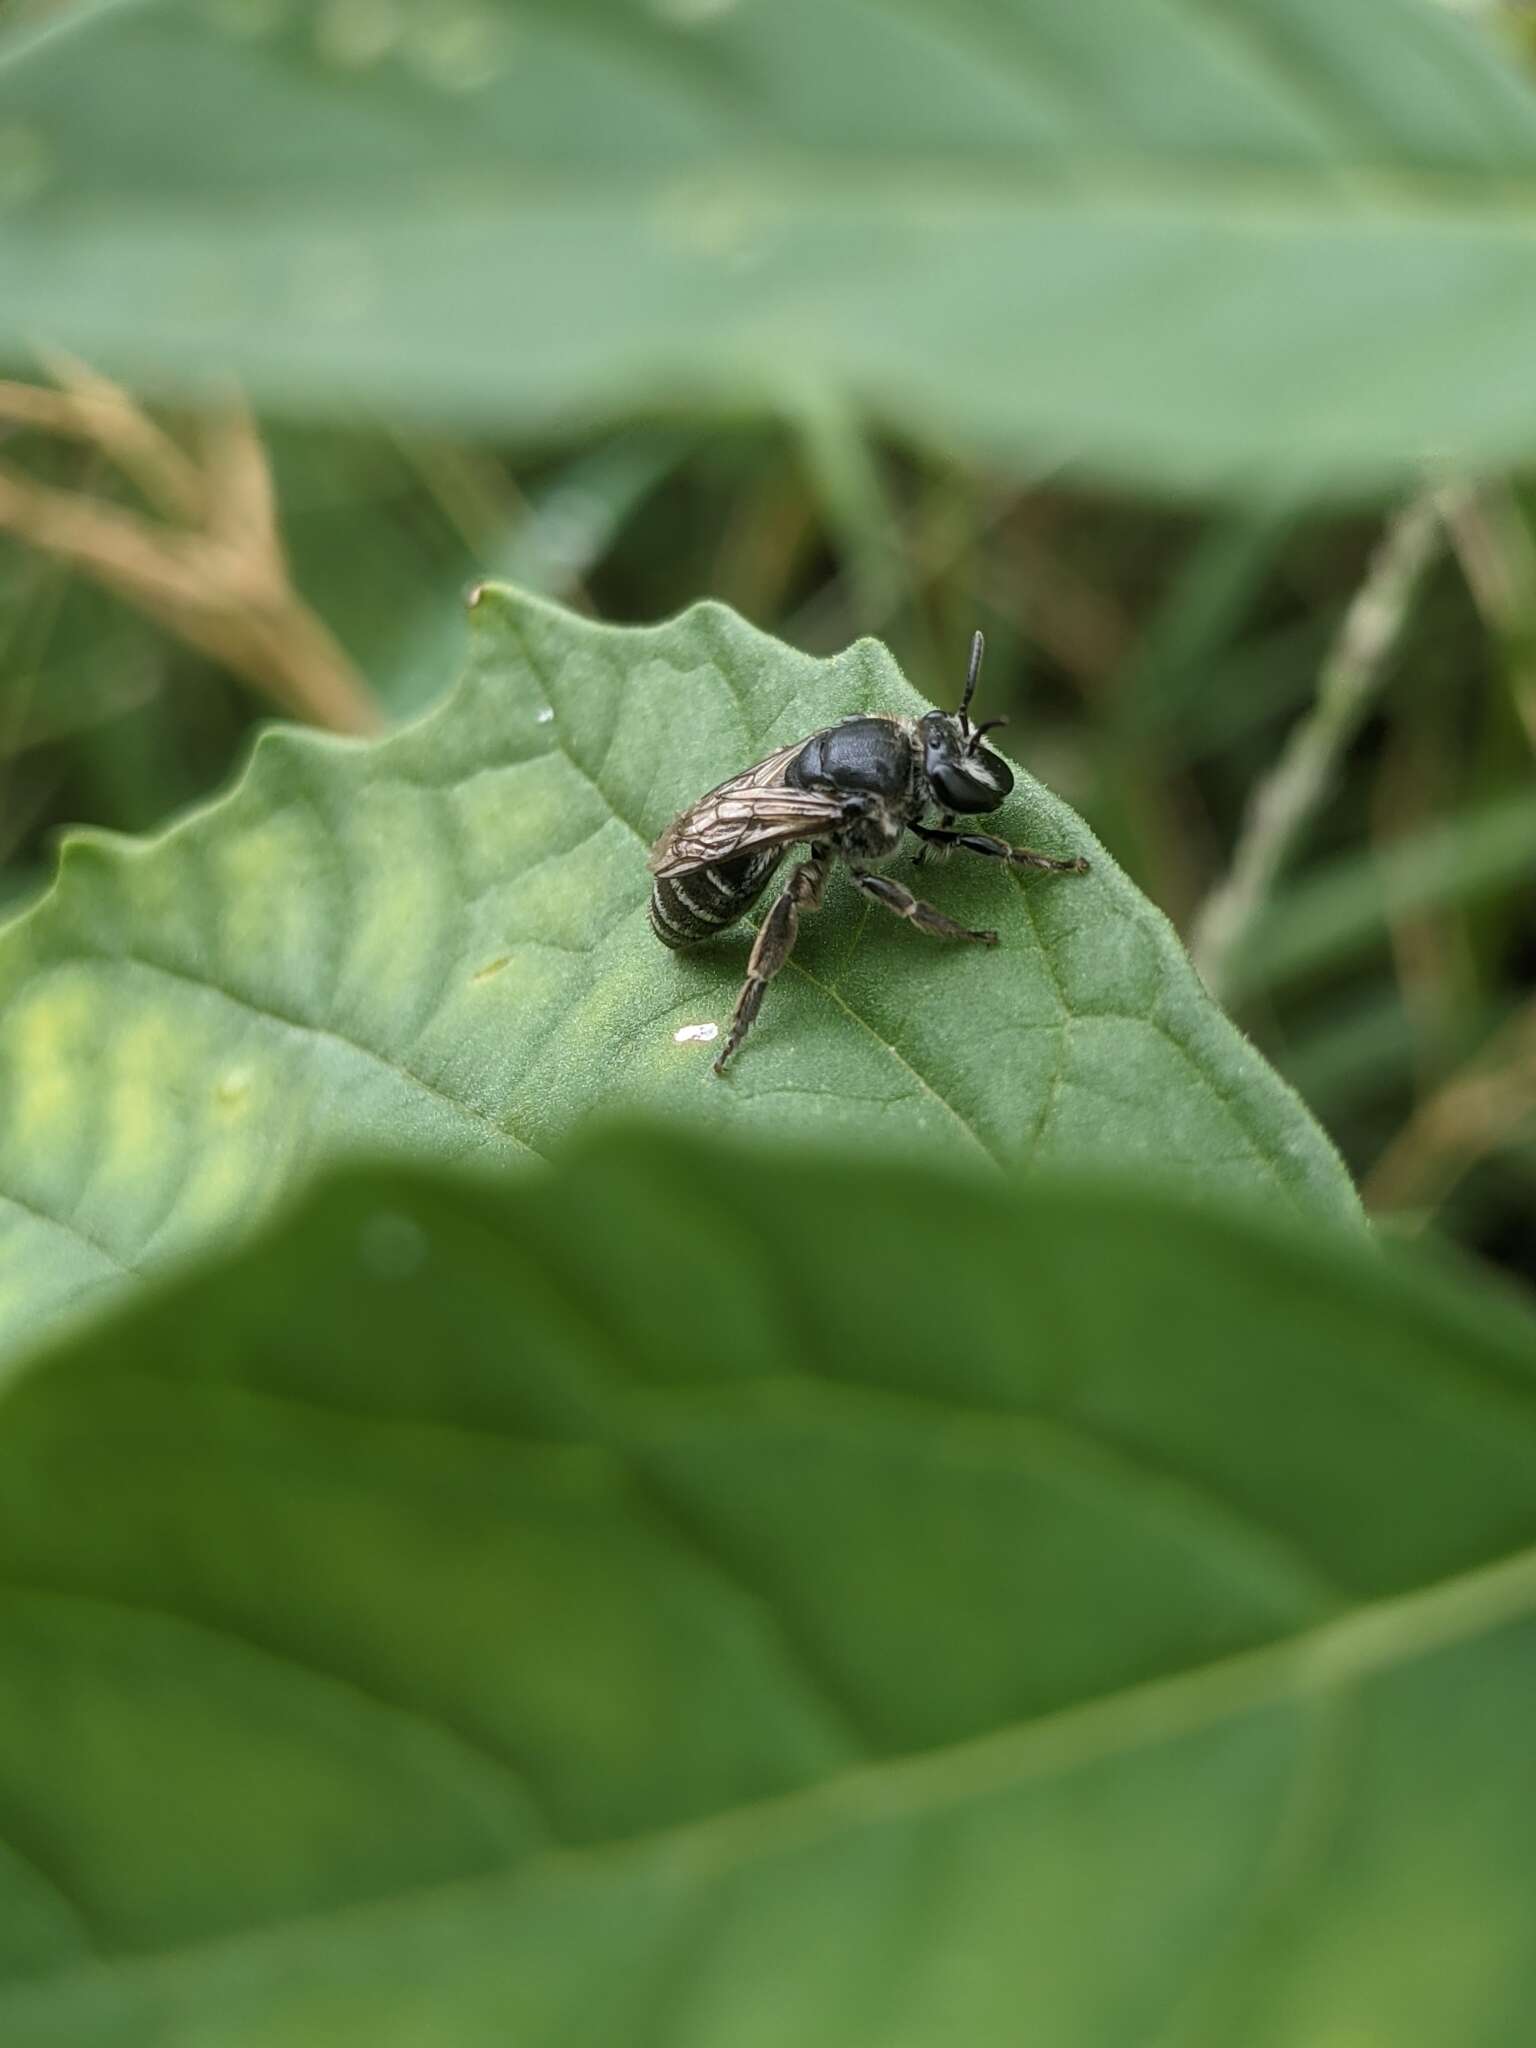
[648,850,783,949]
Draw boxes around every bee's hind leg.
[713,852,829,1076]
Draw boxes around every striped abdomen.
[648,848,784,950]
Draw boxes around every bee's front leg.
[913,811,955,870]
[910,822,1088,875]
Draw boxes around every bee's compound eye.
[971,748,1013,800]
[932,751,1013,813]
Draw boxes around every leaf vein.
[0,1581,556,1846]
[73,952,539,1162]
[0,1189,135,1277]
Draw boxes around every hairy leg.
[909,822,1088,875]
[913,809,955,870]
[713,852,829,1075]
[850,868,998,944]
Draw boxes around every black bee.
[648,631,1090,1075]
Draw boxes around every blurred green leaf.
[262,426,481,724]
[0,584,1352,1358]
[5,0,1536,492]
[1225,783,1536,1000]
[1276,987,1426,1114]
[1114,504,1302,741]
[274,426,694,723]
[489,431,696,598]
[1,1128,1534,2043]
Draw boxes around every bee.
[648,631,1090,1075]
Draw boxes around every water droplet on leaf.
[215,1065,254,1108]
[358,1210,428,1279]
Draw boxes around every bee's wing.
[648,741,848,877]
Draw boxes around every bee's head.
[918,630,1013,815]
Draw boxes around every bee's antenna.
[959,629,984,722]
[968,715,1008,754]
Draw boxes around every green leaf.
[0,585,1353,1360]
[6,1,1536,493]
[1,1127,1533,2044]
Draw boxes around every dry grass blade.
[7,351,205,523]
[1437,480,1536,757]
[1364,1003,1536,1218]
[0,364,381,735]
[1190,491,1445,1002]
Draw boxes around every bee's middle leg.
[851,869,998,945]
[713,852,829,1076]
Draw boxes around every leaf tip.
[464,579,522,621]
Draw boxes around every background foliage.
[4,0,1535,1276]
[3,0,1536,2041]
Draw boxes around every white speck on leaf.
[674,1022,720,1046]
[535,706,555,725]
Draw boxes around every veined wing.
[648,740,847,877]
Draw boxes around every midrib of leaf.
[71,162,1536,226]
[85,1355,1350,1713]
[9,1532,1536,2009]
